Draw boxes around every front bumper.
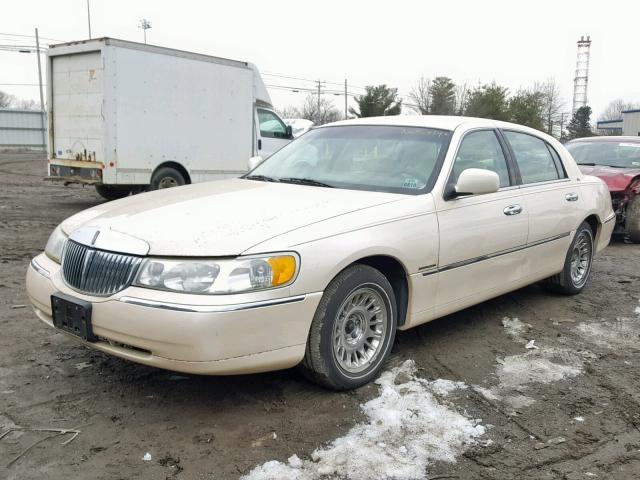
[26,253,322,375]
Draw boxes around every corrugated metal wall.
[0,108,47,151]
[623,111,640,137]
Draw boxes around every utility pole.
[87,0,92,39]
[139,19,152,44]
[34,28,46,152]
[316,80,321,125]
[344,79,348,120]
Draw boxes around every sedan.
[566,136,640,242]
[26,116,614,390]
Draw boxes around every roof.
[566,136,640,144]
[596,119,623,125]
[326,115,538,132]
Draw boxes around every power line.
[0,31,65,42]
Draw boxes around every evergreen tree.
[566,106,594,140]
[463,83,510,121]
[429,77,456,115]
[350,85,402,118]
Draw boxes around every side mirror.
[453,168,500,197]
[285,125,293,139]
[248,156,263,171]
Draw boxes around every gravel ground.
[1,152,639,480]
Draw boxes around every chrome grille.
[61,240,143,296]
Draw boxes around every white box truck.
[46,38,293,200]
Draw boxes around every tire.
[150,167,186,190]
[300,264,397,390]
[543,221,594,295]
[625,196,640,243]
[94,184,132,201]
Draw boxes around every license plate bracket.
[51,293,96,341]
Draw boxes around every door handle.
[257,139,262,150]
[503,204,522,216]
[565,192,579,202]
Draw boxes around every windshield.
[566,140,640,168]
[246,125,452,194]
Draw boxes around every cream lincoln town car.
[26,116,615,390]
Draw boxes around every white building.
[597,109,640,136]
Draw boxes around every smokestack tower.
[572,35,592,113]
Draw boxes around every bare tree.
[13,98,39,110]
[599,98,640,121]
[454,82,469,115]
[535,78,565,136]
[277,105,302,119]
[409,76,431,114]
[0,90,15,108]
[300,93,341,125]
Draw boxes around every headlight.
[133,254,298,294]
[44,225,68,263]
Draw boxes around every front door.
[256,108,291,158]
[434,129,529,316]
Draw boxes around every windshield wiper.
[244,174,280,182]
[577,162,596,166]
[278,177,335,188]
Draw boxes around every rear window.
[504,131,565,184]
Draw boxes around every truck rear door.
[50,51,104,163]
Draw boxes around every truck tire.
[542,221,594,295]
[150,167,186,190]
[626,196,640,243]
[95,185,132,201]
[299,264,397,390]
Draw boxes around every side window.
[451,130,511,188]
[258,110,287,139]
[503,131,562,184]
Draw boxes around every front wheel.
[625,196,640,243]
[300,264,397,390]
[543,221,594,295]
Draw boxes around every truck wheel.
[542,221,594,295]
[625,196,640,243]
[299,264,397,390]
[95,185,132,201]
[150,167,186,190]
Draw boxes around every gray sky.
[2,0,639,119]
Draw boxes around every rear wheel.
[543,221,594,295]
[94,184,132,201]
[300,264,397,390]
[150,167,186,190]
[625,196,640,243]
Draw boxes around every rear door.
[256,108,291,158]
[434,129,529,315]
[50,51,104,161]
[501,129,583,276]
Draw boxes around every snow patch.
[501,317,531,342]
[496,349,582,388]
[577,318,640,350]
[242,360,484,480]
[474,348,583,410]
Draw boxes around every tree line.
[281,76,638,141]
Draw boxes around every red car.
[566,136,640,243]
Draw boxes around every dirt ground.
[1,151,640,480]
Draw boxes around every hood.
[61,179,405,256]
[578,165,640,192]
